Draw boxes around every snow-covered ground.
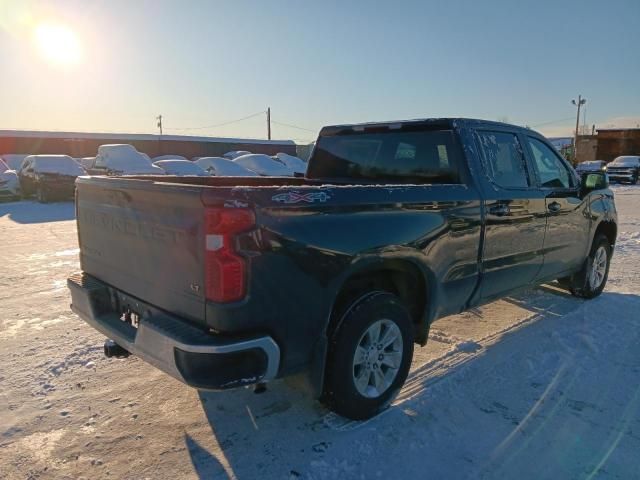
[1,187,639,479]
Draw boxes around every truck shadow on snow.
[186,288,640,479]
[0,200,75,223]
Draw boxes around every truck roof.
[319,118,539,137]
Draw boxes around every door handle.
[489,203,510,216]
[548,201,562,213]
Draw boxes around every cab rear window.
[308,129,463,183]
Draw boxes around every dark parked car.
[19,155,85,202]
[575,160,606,174]
[68,118,617,420]
[605,156,640,184]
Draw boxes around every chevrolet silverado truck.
[68,118,617,420]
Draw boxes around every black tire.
[36,186,48,203]
[322,291,414,420]
[559,234,612,299]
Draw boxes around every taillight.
[204,207,255,303]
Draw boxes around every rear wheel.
[558,234,611,299]
[322,292,414,420]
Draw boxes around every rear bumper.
[41,181,75,197]
[67,272,280,390]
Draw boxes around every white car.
[0,158,20,199]
[1,154,28,171]
[274,152,307,175]
[233,154,293,176]
[152,154,187,162]
[153,160,208,176]
[195,157,258,176]
[223,150,252,160]
[92,144,164,175]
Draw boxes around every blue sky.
[1,0,639,142]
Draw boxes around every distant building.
[575,135,598,163]
[596,128,640,162]
[0,130,296,159]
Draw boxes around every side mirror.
[581,172,608,194]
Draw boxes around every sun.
[33,22,82,66]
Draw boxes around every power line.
[270,120,317,133]
[530,116,575,128]
[166,111,266,131]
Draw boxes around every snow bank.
[195,157,258,176]
[234,154,293,176]
[29,155,86,176]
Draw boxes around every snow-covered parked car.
[1,154,28,171]
[606,156,640,184]
[18,155,86,203]
[0,158,21,200]
[152,154,187,162]
[223,150,252,160]
[274,152,307,176]
[153,160,208,176]
[194,157,258,176]
[79,157,96,170]
[90,144,164,175]
[233,154,293,176]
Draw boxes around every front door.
[524,136,591,280]
[475,130,548,302]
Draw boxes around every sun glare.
[33,22,82,66]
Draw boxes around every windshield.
[32,156,85,175]
[309,129,462,183]
[578,161,603,167]
[610,156,640,166]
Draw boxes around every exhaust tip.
[104,339,130,359]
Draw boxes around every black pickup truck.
[68,118,617,420]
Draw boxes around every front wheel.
[559,234,612,299]
[322,292,414,420]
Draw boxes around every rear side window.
[309,129,462,183]
[527,137,575,188]
[478,131,529,188]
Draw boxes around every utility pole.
[266,108,271,140]
[156,115,163,135]
[571,95,586,162]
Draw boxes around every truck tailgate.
[75,177,206,324]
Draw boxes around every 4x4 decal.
[272,191,331,204]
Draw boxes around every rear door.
[475,129,547,302]
[76,177,207,324]
[524,136,590,279]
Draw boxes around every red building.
[0,130,297,159]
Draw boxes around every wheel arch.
[327,258,433,344]
[593,219,617,248]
